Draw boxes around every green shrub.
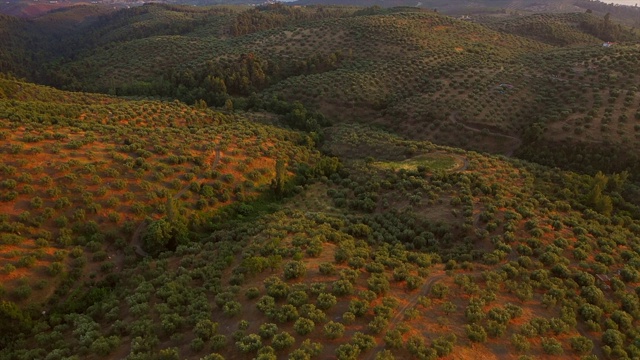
[293,317,314,335]
[324,321,345,339]
[272,331,295,350]
[284,261,306,280]
[235,334,262,353]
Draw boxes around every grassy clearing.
[372,154,458,172]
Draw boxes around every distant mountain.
[289,0,640,26]
[2,0,640,29]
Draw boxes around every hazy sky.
[277,0,640,5]
[608,0,638,5]
[278,0,640,5]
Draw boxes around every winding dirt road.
[363,273,447,360]
[449,153,469,173]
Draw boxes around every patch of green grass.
[373,154,457,172]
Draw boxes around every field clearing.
[372,153,458,172]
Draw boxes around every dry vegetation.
[0,77,323,305]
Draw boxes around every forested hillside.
[1,3,640,360]
[3,3,639,173]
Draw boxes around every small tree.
[348,299,369,317]
[317,293,337,310]
[293,318,315,336]
[272,332,295,350]
[442,301,457,315]
[430,283,449,298]
[271,159,286,195]
[601,329,625,348]
[569,335,593,354]
[384,329,403,348]
[324,321,345,339]
[352,332,376,351]
[287,349,309,360]
[265,277,290,299]
[431,334,456,357]
[299,304,326,323]
[335,344,360,360]
[406,335,436,359]
[223,301,242,317]
[406,276,423,290]
[541,337,563,355]
[156,347,180,360]
[367,274,390,295]
[486,320,507,338]
[287,290,309,307]
[375,350,395,360]
[255,347,276,360]
[256,295,276,313]
[319,262,336,275]
[236,334,262,353]
[333,280,354,296]
[368,315,388,334]
[284,261,307,280]
[298,339,323,357]
[511,334,530,352]
[465,324,487,342]
[211,335,227,351]
[258,323,278,339]
[278,304,299,323]
[194,320,218,340]
[342,312,356,324]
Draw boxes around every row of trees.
[130,50,347,110]
[229,3,351,36]
[579,12,639,42]
[577,0,640,27]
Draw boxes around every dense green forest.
[1,3,640,360]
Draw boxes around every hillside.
[3,5,637,174]
[1,4,640,360]
[0,75,324,316]
[289,0,640,27]
[2,102,640,358]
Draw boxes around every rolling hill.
[2,84,640,358]
[1,3,640,360]
[3,4,638,174]
[0,75,324,314]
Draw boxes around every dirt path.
[363,273,447,360]
[449,113,522,156]
[129,148,221,257]
[449,154,469,172]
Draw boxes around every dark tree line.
[579,12,639,42]
[576,0,640,27]
[114,51,346,110]
[230,3,350,36]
